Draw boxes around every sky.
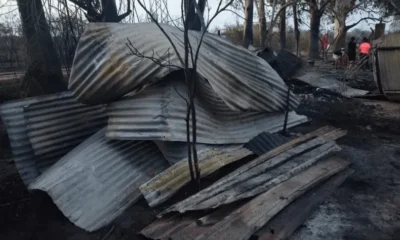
[0,0,384,33]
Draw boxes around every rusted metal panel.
[23,94,107,172]
[161,127,346,215]
[69,23,299,112]
[106,78,308,143]
[140,145,254,207]
[29,128,169,232]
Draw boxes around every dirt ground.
[1,62,400,240]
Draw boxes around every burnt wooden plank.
[255,168,354,240]
[194,156,350,240]
[140,146,254,207]
[162,127,346,215]
[192,142,341,210]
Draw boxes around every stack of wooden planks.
[139,126,353,240]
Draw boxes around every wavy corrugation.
[69,23,299,112]
[0,92,72,185]
[23,95,107,171]
[29,128,169,232]
[106,77,308,143]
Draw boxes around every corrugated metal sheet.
[139,145,254,207]
[29,128,169,232]
[294,71,369,97]
[23,94,107,172]
[154,141,240,165]
[256,47,277,64]
[245,132,294,156]
[106,77,308,143]
[274,49,303,80]
[0,92,72,185]
[162,128,346,215]
[69,23,299,112]
[258,48,303,81]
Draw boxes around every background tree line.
[0,0,398,97]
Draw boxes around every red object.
[322,34,329,50]
[359,42,371,54]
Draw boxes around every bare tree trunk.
[193,0,207,31]
[308,2,321,59]
[332,0,354,50]
[373,23,385,39]
[333,9,347,49]
[333,21,347,50]
[243,0,254,48]
[258,0,267,47]
[17,0,67,95]
[293,4,300,55]
[101,0,119,22]
[185,0,197,30]
[279,0,286,49]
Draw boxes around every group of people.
[332,37,371,70]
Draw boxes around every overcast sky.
[0,0,382,32]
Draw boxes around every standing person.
[322,33,329,59]
[347,37,357,62]
[333,48,347,69]
[359,37,371,70]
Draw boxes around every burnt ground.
[1,62,400,240]
[290,124,400,240]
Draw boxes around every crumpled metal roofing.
[106,77,308,143]
[69,23,299,112]
[0,92,108,185]
[0,92,72,185]
[29,128,169,232]
[23,94,107,172]
[273,49,304,80]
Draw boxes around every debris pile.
[0,23,352,237]
[140,126,353,240]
